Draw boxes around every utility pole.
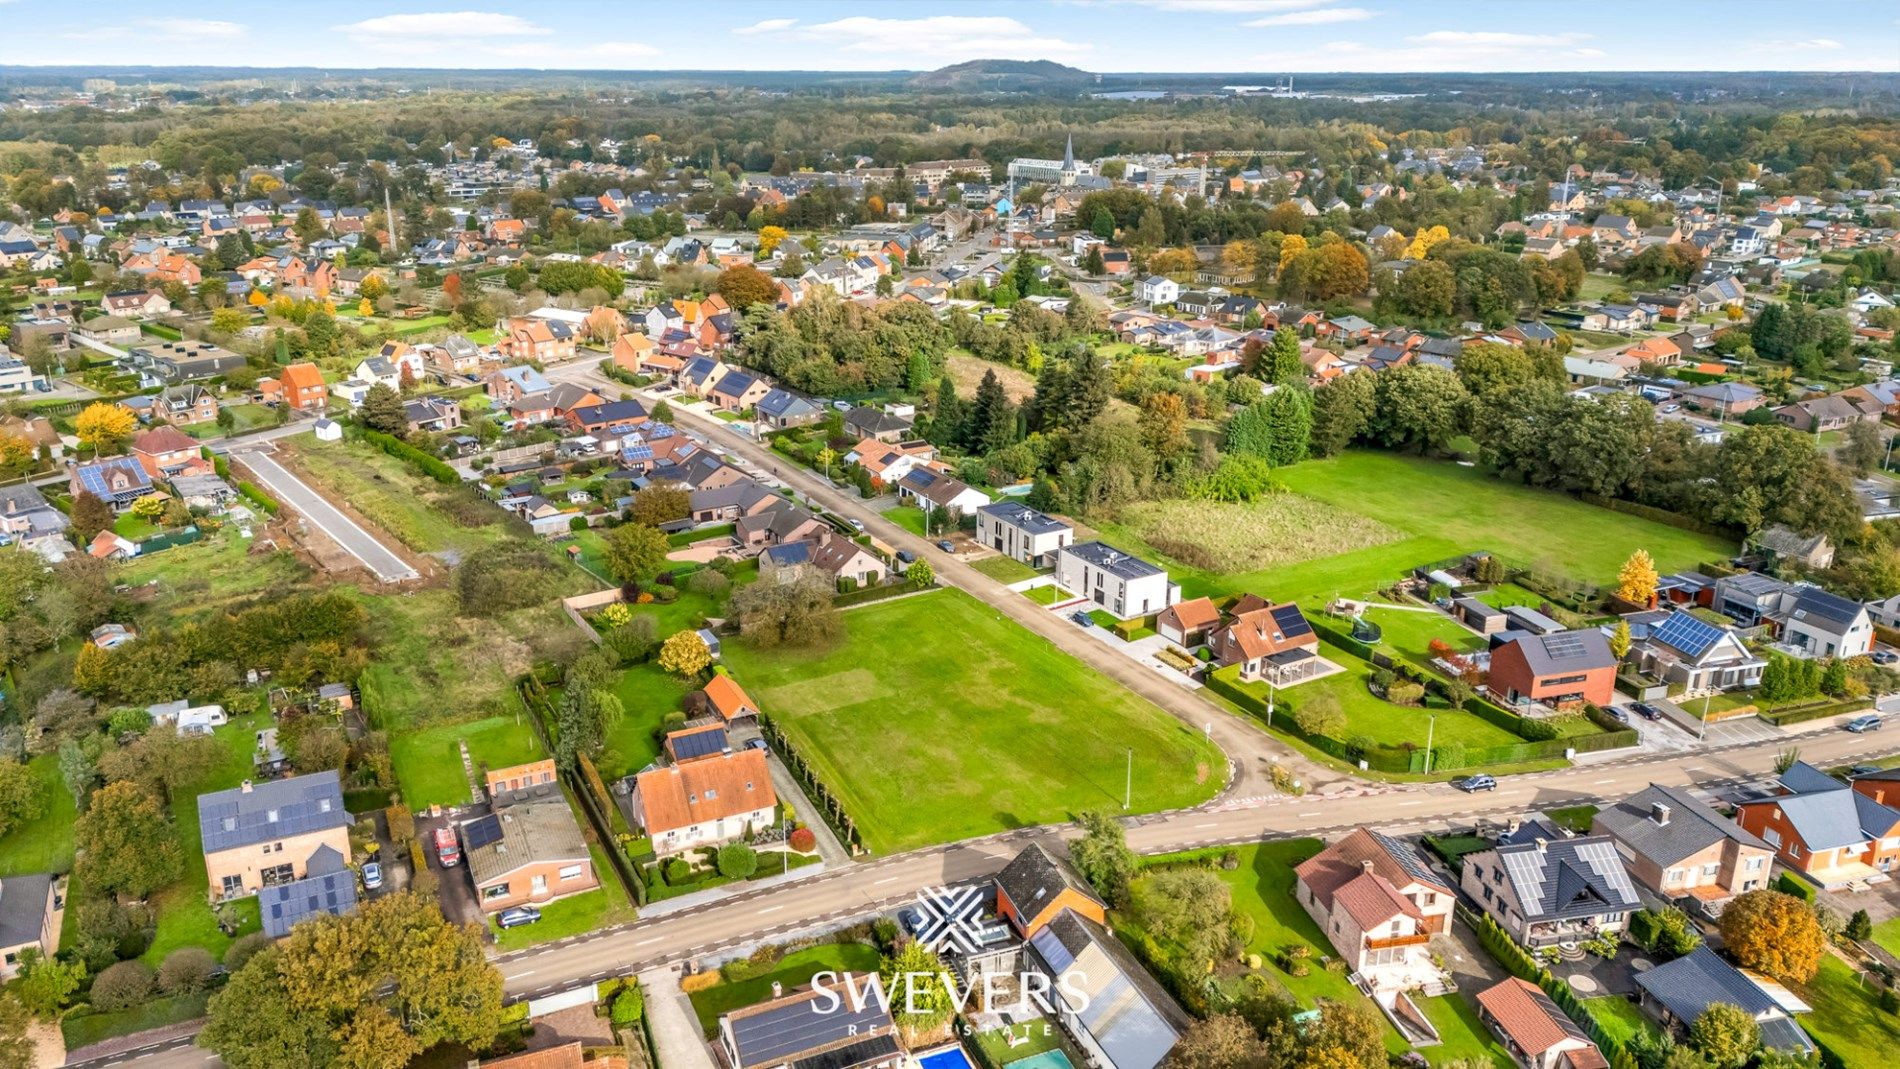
[1424,714,1437,774]
[384,185,399,255]
[1124,748,1132,810]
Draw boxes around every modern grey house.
[1055,542,1181,620]
[1634,947,1814,1057]
[976,501,1073,566]
[1458,823,1640,947]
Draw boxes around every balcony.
[1365,932,1431,952]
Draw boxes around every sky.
[0,1,1894,73]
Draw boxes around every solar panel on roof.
[1653,612,1722,658]
[1269,604,1313,638]
[1542,632,1588,659]
[668,728,727,761]
[461,813,503,851]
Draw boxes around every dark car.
[1875,650,1899,666]
[1605,706,1630,724]
[896,550,916,564]
[1071,611,1095,627]
[1631,702,1663,721]
[744,738,768,751]
[496,906,542,929]
[1852,764,1884,777]
[936,540,955,553]
[1453,774,1498,793]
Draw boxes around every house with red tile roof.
[1474,977,1608,1069]
[700,674,760,723]
[630,749,776,856]
[1294,827,1454,993]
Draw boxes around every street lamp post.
[1123,748,1133,810]
[1424,714,1437,775]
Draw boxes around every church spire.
[1061,133,1075,172]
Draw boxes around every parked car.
[1852,764,1884,776]
[1070,611,1095,627]
[744,738,768,751]
[895,550,916,564]
[496,906,542,929]
[1874,650,1899,666]
[1846,715,1884,734]
[1605,706,1630,724]
[1631,702,1663,721]
[832,400,852,412]
[847,517,865,531]
[1453,774,1498,793]
[936,540,955,552]
[361,862,383,891]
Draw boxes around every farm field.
[722,588,1222,853]
[1116,496,1401,574]
[1105,452,1730,606]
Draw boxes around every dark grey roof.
[1509,628,1615,675]
[1595,783,1771,867]
[1062,541,1164,582]
[258,846,358,937]
[994,842,1096,925]
[756,388,820,420]
[1029,911,1181,1069]
[691,481,775,512]
[844,406,911,434]
[978,500,1070,536]
[1494,834,1639,922]
[197,770,351,854]
[1636,945,1778,1023]
[725,974,896,1069]
[1761,764,1900,851]
[0,874,51,950]
[1784,583,1865,635]
[572,399,648,425]
[1502,605,1564,635]
[1719,571,1787,598]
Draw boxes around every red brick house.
[1487,629,1617,708]
[1735,762,1900,888]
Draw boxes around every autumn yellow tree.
[1278,233,1309,277]
[247,289,268,308]
[75,403,135,451]
[1405,224,1451,260]
[657,631,711,680]
[359,298,374,317]
[1147,247,1200,281]
[0,433,34,478]
[358,274,389,302]
[1616,549,1659,606]
[757,225,788,256]
[1219,240,1259,281]
[1719,890,1825,983]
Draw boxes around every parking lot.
[1610,698,1788,751]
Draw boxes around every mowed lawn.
[722,589,1222,853]
[390,710,547,809]
[1107,451,1732,605]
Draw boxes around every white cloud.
[796,16,1091,62]
[1403,29,1604,64]
[1130,0,1334,9]
[733,18,797,36]
[1781,38,1846,50]
[80,17,248,43]
[1245,7,1374,26]
[334,12,553,39]
[331,10,654,67]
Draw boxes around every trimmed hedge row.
[1761,698,1867,726]
[237,481,280,514]
[667,523,735,547]
[1463,907,1642,1069]
[362,428,458,485]
[1578,492,1736,538]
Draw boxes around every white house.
[896,468,991,518]
[1770,583,1873,659]
[1294,828,1454,994]
[1055,542,1180,620]
[976,501,1073,567]
[1138,275,1180,307]
[630,750,777,857]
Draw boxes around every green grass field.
[595,663,697,780]
[0,754,77,876]
[1102,451,1728,607]
[1581,995,1660,1049]
[970,555,1041,583]
[287,435,510,555]
[118,527,311,622]
[1796,955,1900,1067]
[722,588,1223,852]
[390,711,547,809]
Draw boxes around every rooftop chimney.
[1651,802,1671,826]
[1361,859,1376,875]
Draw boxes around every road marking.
[1592,778,1615,784]
[1396,800,1422,807]
[872,876,899,885]
[1192,821,1219,828]
[506,970,536,979]
[758,905,783,914]
[635,936,662,946]
[1298,811,1321,817]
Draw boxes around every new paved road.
[227,446,419,582]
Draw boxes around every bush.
[90,960,156,1012]
[610,984,645,1027]
[664,857,692,885]
[156,947,218,995]
[223,932,272,971]
[789,827,817,853]
[717,843,759,879]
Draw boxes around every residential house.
[631,749,776,856]
[754,388,824,429]
[1749,525,1834,570]
[403,396,464,434]
[1138,275,1181,306]
[198,771,354,899]
[1209,601,1323,685]
[485,760,558,797]
[1634,947,1815,1057]
[1770,582,1873,658]
[277,362,330,412]
[1593,783,1775,912]
[678,356,729,399]
[101,290,171,319]
[462,791,600,913]
[71,455,154,511]
[0,484,69,545]
[1774,393,1880,433]
[718,972,901,1069]
[1294,827,1455,993]
[1682,381,1763,417]
[1156,597,1222,649]
[708,369,771,414]
[846,438,934,487]
[897,468,991,518]
[486,365,554,405]
[153,384,218,426]
[1619,610,1764,694]
[76,315,140,346]
[130,341,247,384]
[1459,825,1640,947]
[976,502,1073,566]
[1473,977,1609,1069]
[1054,542,1180,620]
[130,425,204,479]
[0,353,45,395]
[1026,910,1185,1069]
[689,481,780,524]
[496,317,576,362]
[567,399,647,435]
[1734,761,1900,888]
[765,534,888,590]
[844,406,913,443]
[1709,571,1789,625]
[995,843,1108,939]
[0,874,58,979]
[1487,629,1618,708]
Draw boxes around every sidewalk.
[639,966,718,1069]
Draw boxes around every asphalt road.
[227,445,420,582]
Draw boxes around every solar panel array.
[461,813,503,851]
[728,979,891,1069]
[1540,631,1590,662]
[668,727,728,762]
[1269,603,1313,639]
[1653,612,1723,658]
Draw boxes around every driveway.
[640,967,717,1069]
[229,446,419,581]
[414,808,485,929]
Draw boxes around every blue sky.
[0,1,1894,73]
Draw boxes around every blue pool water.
[917,1047,978,1069]
[1003,1050,1076,1069]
